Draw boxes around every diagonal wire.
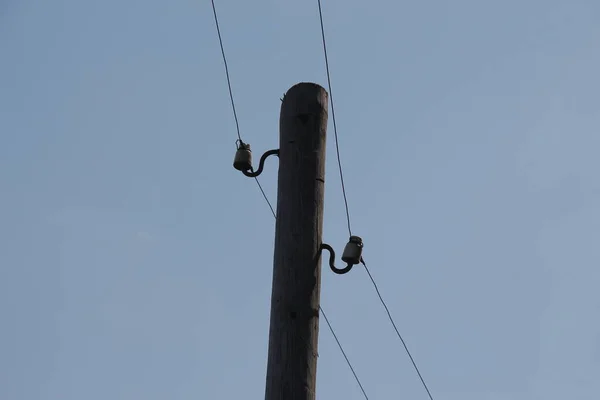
[315,3,435,397]
[317,0,352,237]
[211,0,274,217]
[361,258,435,400]
[320,306,369,399]
[253,175,276,218]
[211,0,241,141]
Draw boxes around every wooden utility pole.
[265,82,328,400]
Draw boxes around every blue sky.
[1,0,600,399]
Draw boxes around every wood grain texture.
[265,83,328,400]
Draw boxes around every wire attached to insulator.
[321,236,363,275]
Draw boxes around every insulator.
[341,235,363,265]
[233,142,252,171]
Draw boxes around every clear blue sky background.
[1,1,599,399]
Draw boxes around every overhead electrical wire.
[320,307,369,399]
[210,1,368,398]
[362,259,434,400]
[210,0,275,217]
[316,1,436,399]
[316,0,352,237]
[254,177,276,219]
[210,0,240,142]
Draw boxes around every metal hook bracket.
[320,243,354,274]
[242,148,279,178]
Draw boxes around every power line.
[320,306,369,399]
[254,176,276,218]
[316,0,352,237]
[210,0,241,141]
[315,2,435,398]
[211,0,274,217]
[361,259,435,400]
[210,2,367,397]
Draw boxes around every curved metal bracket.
[242,149,279,178]
[320,243,354,275]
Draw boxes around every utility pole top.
[281,82,328,117]
[265,82,329,400]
